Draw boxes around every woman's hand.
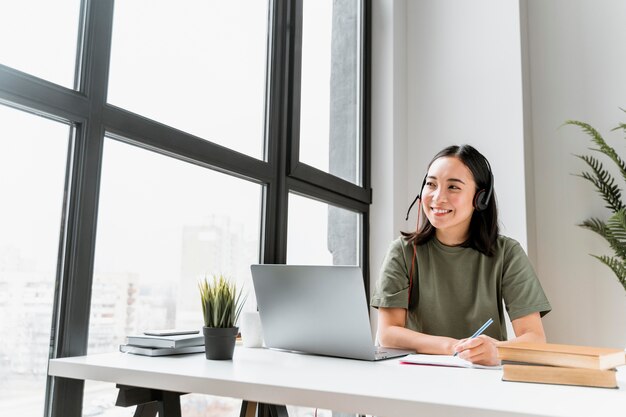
[453,335,501,366]
[378,307,460,354]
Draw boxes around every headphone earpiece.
[473,159,494,212]
[473,189,488,211]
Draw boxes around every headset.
[472,157,494,212]
[403,156,494,309]
[405,157,494,221]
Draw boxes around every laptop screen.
[250,264,379,360]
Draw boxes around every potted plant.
[198,274,246,360]
[565,112,626,292]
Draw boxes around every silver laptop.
[250,264,414,361]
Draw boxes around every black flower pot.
[202,326,238,360]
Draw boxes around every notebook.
[400,354,501,370]
[250,264,414,361]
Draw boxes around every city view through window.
[83,138,263,417]
[0,106,70,416]
[0,1,365,417]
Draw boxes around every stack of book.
[120,330,205,357]
[497,342,625,389]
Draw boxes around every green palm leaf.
[565,120,626,186]
[590,255,626,291]
[611,122,626,133]
[574,154,624,212]
[579,217,608,237]
[605,209,626,260]
[566,115,626,293]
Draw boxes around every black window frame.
[0,0,371,416]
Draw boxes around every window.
[299,0,363,185]
[0,1,81,88]
[91,138,262,347]
[287,193,360,265]
[0,105,69,416]
[85,138,261,416]
[108,0,270,160]
[0,1,369,416]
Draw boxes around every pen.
[453,318,494,357]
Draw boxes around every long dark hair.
[402,145,499,256]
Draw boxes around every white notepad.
[400,354,502,370]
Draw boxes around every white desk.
[48,346,626,417]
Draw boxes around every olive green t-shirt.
[370,236,551,341]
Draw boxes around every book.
[400,354,501,370]
[126,333,205,348]
[143,329,199,336]
[496,342,626,370]
[502,364,618,389]
[120,344,205,357]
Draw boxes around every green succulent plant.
[565,112,626,292]
[198,274,247,328]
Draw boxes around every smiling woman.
[371,144,552,367]
[421,156,479,246]
[405,145,498,256]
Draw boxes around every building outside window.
[0,1,369,416]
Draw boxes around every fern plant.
[198,274,247,328]
[565,113,626,292]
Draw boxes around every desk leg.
[133,402,159,417]
[240,400,257,417]
[240,400,290,417]
[268,404,289,417]
[115,385,185,417]
[255,403,289,417]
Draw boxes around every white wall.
[370,0,626,348]
[524,0,626,347]
[405,0,528,249]
[369,0,408,334]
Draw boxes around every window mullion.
[262,0,295,264]
[48,1,114,417]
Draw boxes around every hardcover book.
[502,364,618,389]
[125,333,205,349]
[120,344,205,357]
[496,342,625,370]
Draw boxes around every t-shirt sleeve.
[370,238,411,309]
[502,240,552,320]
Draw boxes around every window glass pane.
[0,105,69,416]
[107,0,269,160]
[299,0,362,185]
[0,1,81,88]
[287,193,360,266]
[84,138,261,416]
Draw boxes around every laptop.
[250,264,414,361]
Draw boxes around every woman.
[371,145,551,366]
